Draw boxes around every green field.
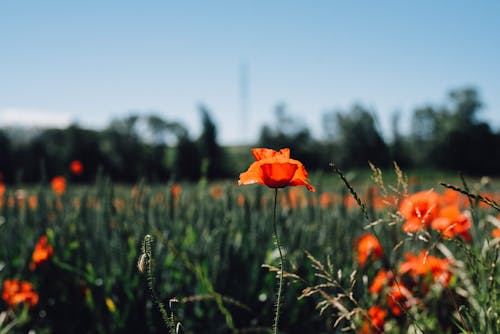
[1,168,499,333]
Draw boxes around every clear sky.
[1,1,499,144]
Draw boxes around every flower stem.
[272,188,283,334]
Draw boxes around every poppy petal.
[260,163,298,188]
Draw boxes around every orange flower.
[359,305,386,333]
[425,254,453,287]
[399,251,429,277]
[30,235,54,270]
[51,176,66,195]
[431,205,472,241]
[320,192,335,208]
[369,269,392,295]
[387,283,413,316]
[399,190,440,233]
[2,279,39,308]
[171,183,182,198]
[344,195,358,209]
[356,234,383,267]
[0,182,5,197]
[492,228,500,239]
[237,193,245,207]
[29,194,38,210]
[238,148,315,192]
[210,186,224,198]
[69,160,83,175]
[440,189,460,207]
[399,251,452,287]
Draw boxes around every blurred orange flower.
[357,234,383,267]
[30,235,54,270]
[171,183,182,198]
[359,305,387,333]
[29,194,38,210]
[69,160,83,175]
[431,205,472,241]
[238,148,315,192]
[369,269,392,295]
[2,279,39,308]
[210,186,224,198]
[399,190,440,233]
[440,188,461,207]
[0,182,5,196]
[319,192,335,208]
[237,193,245,207]
[492,228,500,238]
[387,283,413,316]
[399,251,452,287]
[51,176,66,195]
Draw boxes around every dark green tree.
[197,105,231,178]
[174,133,201,181]
[323,104,390,168]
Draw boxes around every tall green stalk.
[272,188,283,334]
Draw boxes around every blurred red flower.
[357,234,383,267]
[369,269,392,295]
[51,176,66,195]
[70,160,83,175]
[399,191,440,233]
[431,205,472,241]
[2,279,39,308]
[387,283,413,316]
[399,251,452,287]
[30,235,54,270]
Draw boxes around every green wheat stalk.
[440,182,500,211]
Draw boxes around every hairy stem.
[272,188,284,334]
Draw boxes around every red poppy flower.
[399,251,452,287]
[359,305,386,333]
[69,160,83,175]
[431,205,472,241]
[2,279,39,308]
[238,148,315,191]
[51,176,66,195]
[387,283,413,316]
[399,191,440,233]
[356,234,383,267]
[493,228,500,239]
[171,183,181,198]
[369,269,392,295]
[30,235,54,270]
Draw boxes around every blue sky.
[1,1,499,144]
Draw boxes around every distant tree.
[408,87,500,175]
[439,88,498,174]
[197,105,231,178]
[0,130,11,180]
[174,133,201,181]
[449,87,482,126]
[389,112,412,168]
[323,105,390,168]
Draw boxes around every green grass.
[0,169,499,333]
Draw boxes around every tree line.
[0,87,499,183]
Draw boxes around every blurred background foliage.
[1,87,499,184]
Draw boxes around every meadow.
[1,162,500,334]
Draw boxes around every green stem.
[272,188,283,334]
